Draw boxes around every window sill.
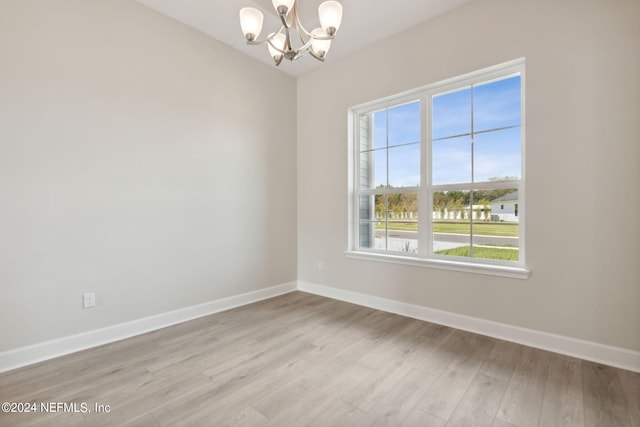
[345,251,530,279]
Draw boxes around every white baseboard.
[3,280,638,374]
[298,281,640,373]
[0,282,297,373]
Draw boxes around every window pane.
[432,188,520,261]
[373,193,388,250]
[373,149,387,188]
[361,192,420,253]
[432,136,471,185]
[473,75,521,132]
[359,113,373,152]
[388,100,420,147]
[385,192,418,254]
[474,127,521,182]
[358,222,376,249]
[372,109,387,149]
[358,195,377,249]
[432,86,471,140]
[359,150,372,189]
[387,223,418,253]
[471,189,519,261]
[358,221,375,249]
[432,191,471,255]
[358,195,375,222]
[388,143,420,188]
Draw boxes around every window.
[349,59,527,278]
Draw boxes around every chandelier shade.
[310,27,331,58]
[239,0,343,66]
[267,32,287,61]
[318,1,342,35]
[239,7,264,41]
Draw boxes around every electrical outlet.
[317,261,324,271]
[83,292,96,309]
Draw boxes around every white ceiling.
[135,0,473,77]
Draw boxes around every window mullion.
[385,108,389,251]
[420,92,431,258]
[470,84,475,258]
[353,113,361,252]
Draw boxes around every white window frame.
[347,59,529,279]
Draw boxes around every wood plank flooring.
[1,291,638,426]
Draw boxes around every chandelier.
[239,0,343,66]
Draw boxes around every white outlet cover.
[83,292,96,309]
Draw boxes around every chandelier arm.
[293,15,310,47]
[284,26,293,54]
[287,47,312,61]
[292,9,333,42]
[297,37,315,53]
[290,4,334,41]
[246,25,286,45]
[292,3,313,39]
[265,34,302,59]
[278,9,293,29]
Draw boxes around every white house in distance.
[491,191,519,222]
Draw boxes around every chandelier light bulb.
[318,1,343,36]
[311,28,331,58]
[267,33,286,60]
[239,7,263,41]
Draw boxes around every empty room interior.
[1,0,639,426]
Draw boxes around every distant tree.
[375,194,386,219]
[400,192,417,213]
[474,204,482,220]
[448,190,465,202]
[433,191,448,204]
[446,199,456,220]
[453,199,463,221]
[433,201,445,219]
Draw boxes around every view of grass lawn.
[436,222,518,237]
[375,221,518,237]
[374,222,418,232]
[435,245,519,261]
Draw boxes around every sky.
[368,75,521,188]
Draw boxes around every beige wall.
[297,0,640,351]
[0,0,297,351]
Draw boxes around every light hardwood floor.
[1,291,638,426]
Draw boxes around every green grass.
[375,221,518,237]
[435,245,519,261]
[435,222,518,237]
[375,222,418,232]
